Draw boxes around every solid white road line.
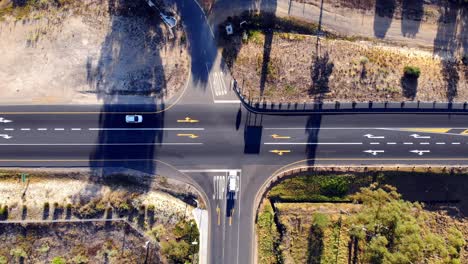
[264,142,363,145]
[180,169,242,173]
[88,128,204,131]
[0,143,203,146]
[213,100,241,104]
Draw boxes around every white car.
[160,13,177,28]
[228,171,238,193]
[125,115,143,123]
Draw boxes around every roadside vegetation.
[256,168,468,263]
[221,11,467,103]
[0,170,201,263]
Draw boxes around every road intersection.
[0,0,467,263]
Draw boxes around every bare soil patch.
[226,32,468,103]
[0,0,189,104]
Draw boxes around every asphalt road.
[2,105,468,263]
[1,0,467,263]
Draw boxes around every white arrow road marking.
[410,150,430,155]
[364,150,385,156]
[410,134,430,139]
[0,134,12,139]
[0,118,12,123]
[364,134,385,139]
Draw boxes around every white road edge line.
[264,142,363,145]
[213,100,241,104]
[88,128,205,131]
[0,143,203,146]
[180,169,242,173]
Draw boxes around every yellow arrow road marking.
[270,150,291,156]
[216,207,221,226]
[177,133,199,139]
[271,134,291,139]
[461,130,468,135]
[177,117,199,123]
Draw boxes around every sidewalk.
[193,208,209,264]
[209,0,466,52]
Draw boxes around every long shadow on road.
[87,0,168,191]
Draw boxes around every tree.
[161,239,190,263]
[348,184,457,264]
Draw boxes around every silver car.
[125,115,143,123]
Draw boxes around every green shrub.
[10,247,27,259]
[149,224,166,241]
[247,30,264,45]
[312,213,329,229]
[403,66,421,78]
[51,256,66,264]
[147,204,155,212]
[0,255,7,264]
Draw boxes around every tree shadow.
[305,114,322,167]
[42,204,49,220]
[401,0,424,37]
[53,206,63,220]
[307,225,324,264]
[21,206,27,220]
[400,75,418,99]
[433,1,460,58]
[259,14,276,96]
[88,0,166,190]
[373,0,396,38]
[309,52,334,97]
[173,0,218,90]
[442,60,459,102]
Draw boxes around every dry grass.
[229,33,467,103]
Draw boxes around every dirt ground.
[0,221,158,263]
[227,33,468,103]
[0,170,195,224]
[0,0,188,104]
